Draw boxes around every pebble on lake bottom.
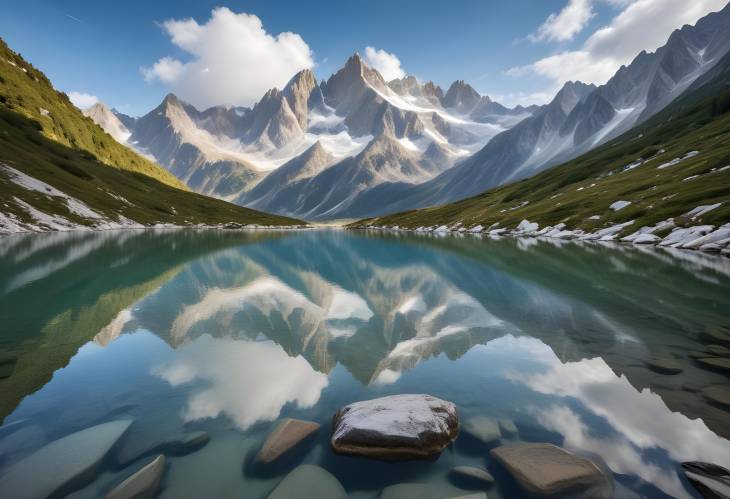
[105,454,165,499]
[256,418,320,464]
[449,465,495,488]
[266,464,346,499]
[695,357,730,373]
[646,357,684,375]
[498,419,518,438]
[701,385,730,409]
[462,416,501,447]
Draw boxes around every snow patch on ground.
[610,200,631,211]
[656,151,699,169]
[2,164,105,220]
[684,203,721,219]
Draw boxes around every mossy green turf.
[0,38,302,228]
[354,63,730,236]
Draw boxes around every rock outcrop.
[331,394,459,460]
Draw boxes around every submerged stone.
[256,418,320,464]
[681,461,730,499]
[462,416,501,446]
[0,350,16,378]
[490,443,612,498]
[646,357,683,375]
[331,394,459,460]
[696,357,730,373]
[704,326,730,345]
[105,454,165,499]
[702,385,730,409]
[379,482,469,499]
[706,344,730,356]
[0,419,133,499]
[116,430,209,466]
[267,464,346,499]
[449,465,495,487]
[499,419,518,438]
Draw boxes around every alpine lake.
[0,228,729,499]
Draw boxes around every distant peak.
[284,68,317,94]
[86,101,109,112]
[162,93,180,104]
[445,79,479,96]
[289,68,315,83]
[261,87,283,101]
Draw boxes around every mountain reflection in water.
[1,229,729,499]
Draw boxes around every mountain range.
[83,3,730,221]
[90,56,536,220]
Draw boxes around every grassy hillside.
[0,38,302,230]
[353,57,730,235]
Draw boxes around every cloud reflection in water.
[507,337,730,499]
[153,335,328,430]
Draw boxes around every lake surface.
[0,229,729,498]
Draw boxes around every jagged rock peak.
[552,80,596,115]
[161,92,184,107]
[261,87,284,102]
[442,80,481,113]
[82,102,131,143]
[345,53,364,70]
[284,69,318,127]
[301,140,328,160]
[285,69,317,94]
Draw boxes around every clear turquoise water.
[0,229,729,498]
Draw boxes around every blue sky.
[1,0,726,115]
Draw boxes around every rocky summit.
[330,394,459,460]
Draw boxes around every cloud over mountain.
[363,46,406,81]
[142,7,315,109]
[515,0,727,87]
[68,91,99,109]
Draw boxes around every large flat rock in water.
[0,419,133,499]
[331,394,458,460]
[490,443,612,498]
[267,464,346,499]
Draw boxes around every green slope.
[0,38,303,230]
[353,55,730,235]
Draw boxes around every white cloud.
[142,7,314,109]
[529,0,595,42]
[363,46,406,81]
[68,91,99,109]
[142,57,183,84]
[513,0,727,87]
